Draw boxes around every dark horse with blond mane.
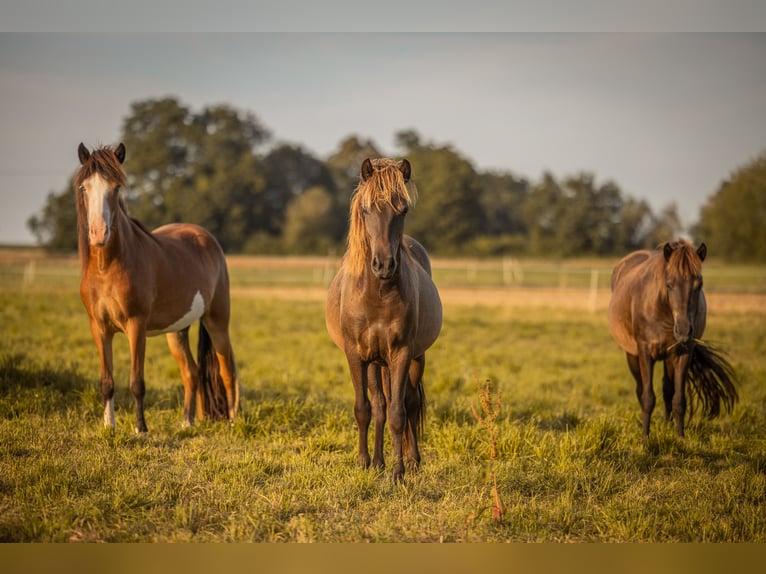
[326,158,442,481]
[75,143,240,432]
[609,239,737,438]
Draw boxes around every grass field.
[1,251,765,542]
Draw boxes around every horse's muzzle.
[673,320,693,344]
[371,255,396,280]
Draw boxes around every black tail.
[687,342,738,420]
[197,322,229,420]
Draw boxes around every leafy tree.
[395,130,485,254]
[325,135,382,216]
[616,197,654,252]
[121,98,270,251]
[27,187,78,251]
[282,186,343,254]
[647,203,683,248]
[695,153,766,262]
[522,172,563,256]
[259,144,337,239]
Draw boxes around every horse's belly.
[146,291,205,336]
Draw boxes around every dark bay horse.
[75,143,240,432]
[608,239,737,438]
[325,158,442,481]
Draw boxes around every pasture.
[1,251,765,542]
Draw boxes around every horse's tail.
[686,342,738,420]
[197,322,230,420]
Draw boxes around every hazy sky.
[1,4,765,245]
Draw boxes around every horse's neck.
[88,211,143,273]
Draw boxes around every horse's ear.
[78,143,90,165]
[115,143,126,164]
[399,158,411,182]
[360,158,374,182]
[697,242,707,262]
[663,242,673,262]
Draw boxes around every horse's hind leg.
[166,328,200,427]
[404,355,425,470]
[662,360,674,422]
[202,292,240,420]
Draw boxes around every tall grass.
[1,283,765,542]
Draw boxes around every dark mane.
[74,145,128,190]
[664,239,703,279]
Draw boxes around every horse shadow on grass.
[0,352,95,418]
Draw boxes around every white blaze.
[86,173,112,245]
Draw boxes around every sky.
[1,3,765,245]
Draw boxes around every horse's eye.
[78,186,86,194]
[400,206,409,216]
[666,283,673,291]
[114,186,121,194]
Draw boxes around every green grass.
[1,279,765,541]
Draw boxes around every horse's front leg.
[126,320,148,433]
[387,348,412,481]
[635,346,656,438]
[90,320,116,429]
[670,352,691,437]
[369,364,387,469]
[346,353,371,468]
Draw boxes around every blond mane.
[345,158,417,277]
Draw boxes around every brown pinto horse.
[608,239,737,438]
[325,158,442,481]
[74,143,240,432]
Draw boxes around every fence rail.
[2,252,765,295]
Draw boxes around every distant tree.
[695,153,766,262]
[522,172,563,256]
[478,171,529,236]
[615,197,655,253]
[27,98,273,253]
[27,186,78,251]
[259,144,337,238]
[120,98,270,251]
[325,135,382,215]
[647,203,684,248]
[282,186,344,254]
[395,130,485,254]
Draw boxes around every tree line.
[28,97,766,261]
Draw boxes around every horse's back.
[608,249,654,355]
[149,223,230,316]
[404,235,432,276]
[325,267,345,351]
[405,239,442,357]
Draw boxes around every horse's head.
[348,157,416,280]
[662,240,707,345]
[75,143,127,248]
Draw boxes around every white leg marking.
[103,398,115,428]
